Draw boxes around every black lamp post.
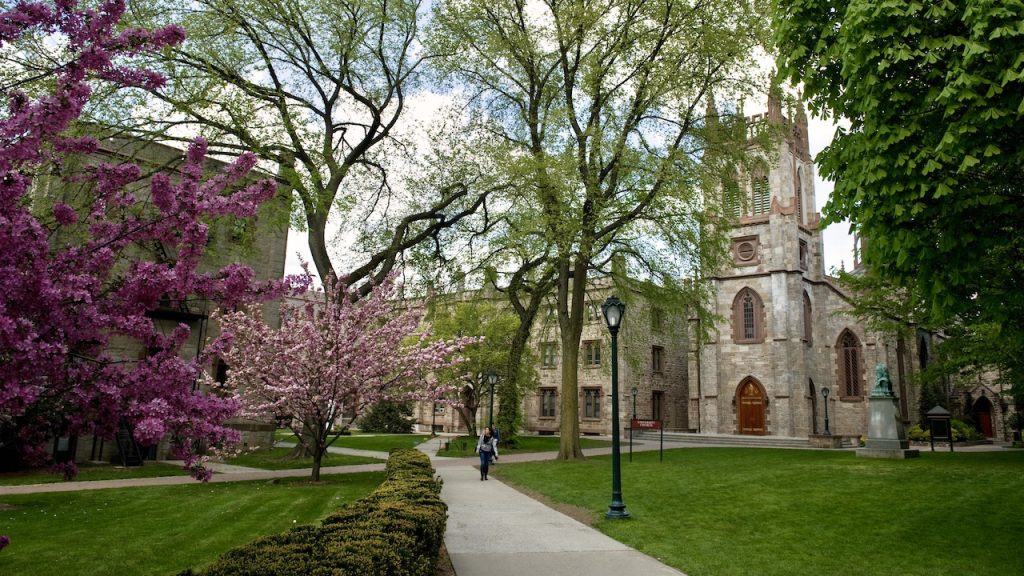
[431,403,437,436]
[487,371,497,428]
[601,295,630,519]
[632,386,638,421]
[629,386,637,462]
[821,387,831,435]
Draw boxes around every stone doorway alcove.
[736,377,767,435]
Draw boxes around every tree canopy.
[0,0,295,480]
[776,0,1024,395]
[431,0,771,458]
[115,0,505,290]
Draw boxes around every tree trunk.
[456,406,477,437]
[557,255,588,460]
[306,211,337,285]
[311,448,322,482]
[499,299,543,447]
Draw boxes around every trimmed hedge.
[189,449,446,576]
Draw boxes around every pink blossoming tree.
[211,274,477,481]
[0,0,302,481]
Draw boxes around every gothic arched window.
[837,330,864,398]
[732,288,765,344]
[802,292,813,345]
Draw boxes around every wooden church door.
[738,380,766,435]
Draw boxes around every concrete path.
[419,437,686,576]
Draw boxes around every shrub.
[908,421,986,442]
[358,401,414,433]
[951,419,985,442]
[192,449,446,576]
[907,425,930,442]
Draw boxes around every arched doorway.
[736,378,767,435]
[973,396,994,438]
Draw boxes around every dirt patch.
[0,503,17,511]
[435,542,456,576]
[491,474,597,527]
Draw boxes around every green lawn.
[0,462,190,486]
[493,448,1024,576]
[273,431,432,453]
[224,447,383,470]
[0,472,385,576]
[437,435,611,457]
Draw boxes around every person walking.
[476,426,498,481]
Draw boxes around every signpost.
[630,418,664,462]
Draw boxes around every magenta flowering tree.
[211,274,477,481]
[0,0,301,480]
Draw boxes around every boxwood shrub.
[188,449,446,576]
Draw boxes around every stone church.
[691,97,907,442]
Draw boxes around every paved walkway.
[419,437,686,576]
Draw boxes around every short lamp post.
[431,403,437,436]
[601,295,630,519]
[487,371,497,429]
[821,387,831,435]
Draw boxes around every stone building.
[691,97,910,442]
[417,281,691,437]
[52,138,289,465]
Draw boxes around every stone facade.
[694,99,912,440]
[416,281,691,436]
[59,138,288,464]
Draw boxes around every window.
[652,391,664,422]
[752,174,770,215]
[540,388,556,418]
[837,330,864,398]
[585,301,601,323]
[214,359,229,385]
[433,403,446,415]
[583,388,601,419]
[731,288,764,344]
[541,342,558,369]
[724,178,742,218]
[583,340,602,367]
[651,307,664,332]
[802,292,813,345]
[652,346,664,373]
[732,235,760,266]
[799,240,809,271]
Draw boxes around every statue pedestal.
[857,396,919,459]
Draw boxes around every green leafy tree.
[112,0,505,290]
[431,0,770,458]
[428,298,535,438]
[776,0,1024,396]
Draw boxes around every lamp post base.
[605,502,630,519]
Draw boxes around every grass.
[0,462,190,486]
[273,430,432,453]
[436,434,611,457]
[0,472,385,576]
[493,448,1024,576]
[224,447,383,470]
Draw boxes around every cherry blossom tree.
[0,0,302,480]
[211,274,476,481]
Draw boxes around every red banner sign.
[631,419,662,430]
